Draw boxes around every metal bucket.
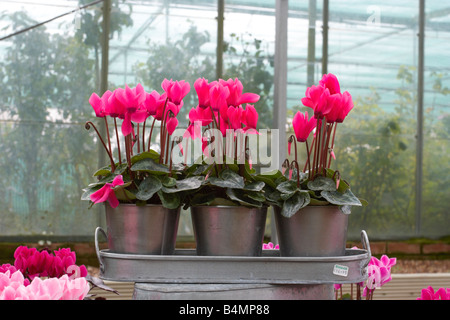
[274,205,348,257]
[191,206,267,256]
[105,203,180,255]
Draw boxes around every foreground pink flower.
[13,246,87,280]
[0,270,89,300]
[262,242,279,250]
[417,286,450,300]
[90,175,124,208]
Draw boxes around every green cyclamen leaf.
[130,158,170,174]
[226,188,262,207]
[280,191,310,218]
[208,169,245,189]
[136,175,162,201]
[320,189,362,206]
[276,180,299,194]
[157,190,180,209]
[243,181,265,191]
[307,176,337,191]
[161,176,203,193]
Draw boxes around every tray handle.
[95,227,108,274]
[360,230,372,267]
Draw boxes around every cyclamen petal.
[90,175,124,208]
[166,117,178,135]
[112,175,124,187]
[319,73,341,95]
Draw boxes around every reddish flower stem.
[147,118,156,151]
[85,121,115,171]
[327,123,338,168]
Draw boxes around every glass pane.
[326,1,420,239]
[422,2,450,238]
[0,1,101,238]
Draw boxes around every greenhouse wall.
[0,0,448,241]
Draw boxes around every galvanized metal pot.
[105,203,180,255]
[274,205,348,257]
[191,206,267,256]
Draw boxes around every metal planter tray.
[95,227,371,285]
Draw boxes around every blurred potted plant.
[179,77,273,256]
[81,79,197,255]
[273,74,367,257]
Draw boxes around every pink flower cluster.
[0,270,89,300]
[300,73,353,123]
[262,242,279,250]
[334,251,396,299]
[0,246,90,300]
[364,255,397,294]
[13,246,88,280]
[185,78,260,139]
[287,73,355,182]
[89,79,189,137]
[417,286,450,300]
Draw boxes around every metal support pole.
[272,0,288,244]
[415,0,425,236]
[322,0,328,75]
[307,0,316,86]
[216,0,225,79]
[98,0,111,228]
[100,0,111,95]
[273,0,288,169]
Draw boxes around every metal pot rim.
[191,205,268,209]
[105,203,177,208]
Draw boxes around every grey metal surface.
[89,273,450,300]
[132,283,335,300]
[95,229,371,285]
[274,205,349,257]
[191,206,267,256]
[103,204,180,255]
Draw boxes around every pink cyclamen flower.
[262,242,279,250]
[242,104,259,133]
[89,90,112,117]
[0,270,90,300]
[114,84,147,136]
[90,175,124,208]
[301,84,325,110]
[165,117,179,135]
[292,111,317,143]
[115,84,146,114]
[417,286,450,300]
[143,90,165,117]
[0,264,17,275]
[220,78,260,107]
[209,81,230,113]
[335,91,353,123]
[162,79,190,105]
[319,73,341,95]
[227,105,244,130]
[194,78,213,109]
